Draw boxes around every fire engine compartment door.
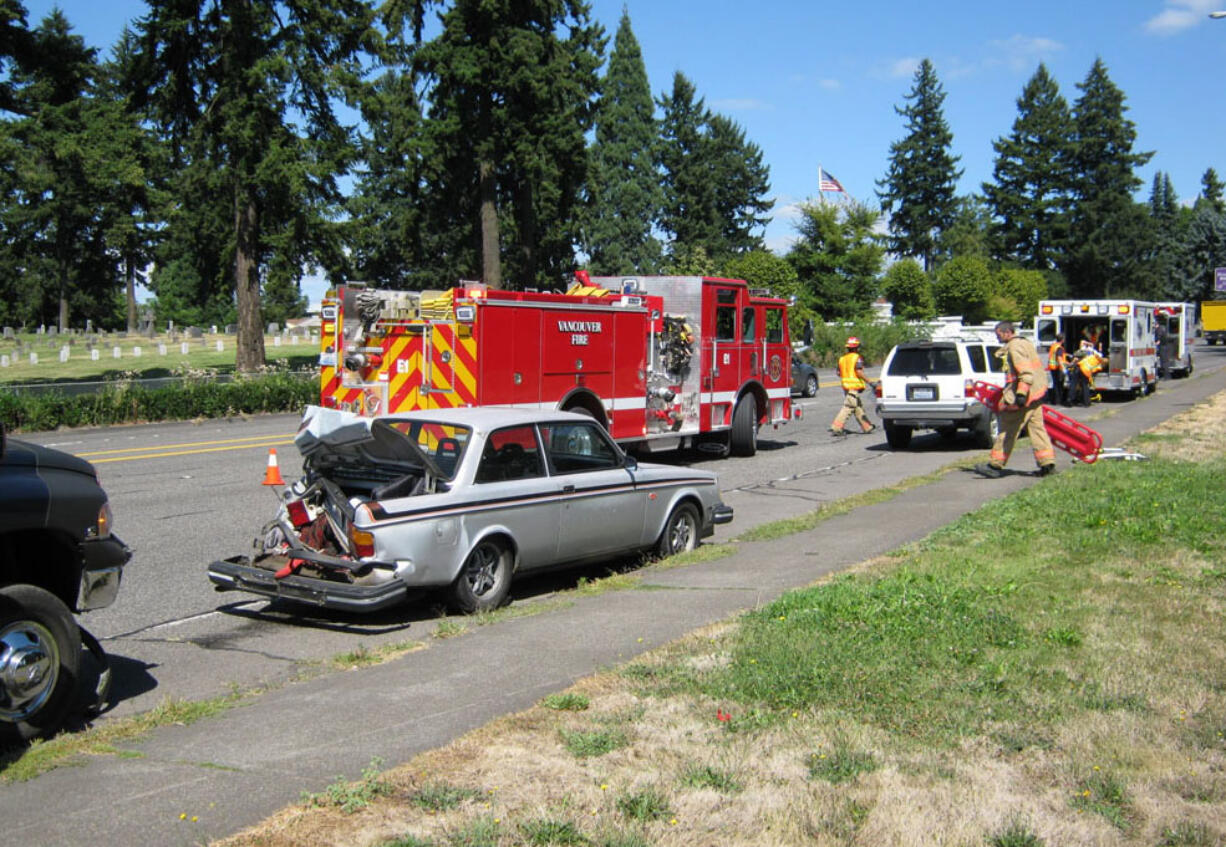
[424,323,458,403]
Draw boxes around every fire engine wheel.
[656,502,700,558]
[449,539,512,614]
[0,585,80,744]
[729,397,758,457]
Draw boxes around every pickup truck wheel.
[884,422,912,449]
[0,585,80,744]
[449,539,512,614]
[656,502,700,558]
[729,396,758,457]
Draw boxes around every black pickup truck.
[0,423,130,744]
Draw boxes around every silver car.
[208,406,733,614]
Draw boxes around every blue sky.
[22,0,1226,303]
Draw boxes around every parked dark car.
[0,423,129,743]
[791,353,819,398]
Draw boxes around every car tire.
[802,374,818,398]
[729,396,758,457]
[0,585,81,744]
[973,412,998,449]
[449,538,512,614]
[656,502,700,558]
[884,422,911,449]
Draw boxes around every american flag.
[818,167,846,193]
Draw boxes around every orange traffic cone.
[262,448,285,486]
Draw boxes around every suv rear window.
[887,346,961,376]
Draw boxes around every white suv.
[875,338,1007,449]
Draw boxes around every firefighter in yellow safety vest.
[975,321,1057,478]
[829,337,877,436]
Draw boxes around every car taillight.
[286,499,311,528]
[349,526,375,558]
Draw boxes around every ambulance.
[1034,299,1158,397]
[1153,302,1195,378]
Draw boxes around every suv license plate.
[910,385,936,401]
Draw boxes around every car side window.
[985,345,1005,372]
[474,425,544,484]
[965,345,987,373]
[541,422,622,474]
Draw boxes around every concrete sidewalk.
[3,366,1224,847]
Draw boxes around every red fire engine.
[317,274,794,455]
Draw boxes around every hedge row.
[0,372,316,433]
[799,319,931,368]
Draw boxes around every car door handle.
[563,484,575,493]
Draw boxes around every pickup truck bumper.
[78,534,130,611]
[208,555,409,613]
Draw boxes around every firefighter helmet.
[845,336,860,348]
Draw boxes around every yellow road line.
[77,433,296,458]
[86,438,296,464]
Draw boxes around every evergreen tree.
[1144,171,1184,299]
[584,9,661,274]
[939,195,994,262]
[0,0,36,115]
[132,0,374,372]
[658,73,770,264]
[1176,205,1226,300]
[707,113,771,257]
[417,0,605,290]
[347,66,431,287]
[876,59,962,272]
[1199,167,1224,214]
[881,258,935,320]
[658,72,719,254]
[982,64,1074,270]
[1,10,115,331]
[1064,58,1154,297]
[785,199,884,319]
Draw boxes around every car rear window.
[887,346,961,376]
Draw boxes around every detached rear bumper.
[208,556,408,613]
[711,503,734,525]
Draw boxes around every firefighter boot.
[974,463,1005,479]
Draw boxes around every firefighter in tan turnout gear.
[976,321,1057,478]
[830,337,877,436]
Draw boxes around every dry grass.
[215,392,1226,847]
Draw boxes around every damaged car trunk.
[209,407,468,612]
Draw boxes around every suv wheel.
[802,374,818,398]
[973,412,999,449]
[884,422,912,449]
[0,585,81,743]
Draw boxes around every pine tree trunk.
[479,157,501,289]
[234,187,266,374]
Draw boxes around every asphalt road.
[18,345,1226,721]
[4,344,1225,846]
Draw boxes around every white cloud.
[889,57,921,78]
[818,78,841,90]
[1146,0,1219,34]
